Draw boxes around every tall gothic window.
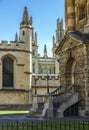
[32,64,35,73]
[3,57,14,87]
[32,51,35,56]
[79,5,86,21]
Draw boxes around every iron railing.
[0,120,89,130]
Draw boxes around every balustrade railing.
[32,84,79,105]
[51,84,79,96]
[51,84,79,104]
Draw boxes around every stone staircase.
[57,92,78,117]
[51,84,79,118]
[27,103,44,118]
[27,84,79,118]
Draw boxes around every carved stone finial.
[29,16,33,25]
[15,32,18,42]
[21,6,29,25]
[44,44,47,58]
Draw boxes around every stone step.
[27,114,42,118]
[27,112,42,118]
[26,108,43,118]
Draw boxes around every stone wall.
[65,0,88,32]
[0,90,29,104]
[0,50,31,90]
[0,45,32,109]
[32,74,60,95]
[0,90,31,110]
[57,34,89,116]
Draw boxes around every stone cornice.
[0,88,29,92]
[0,48,32,53]
[55,31,89,55]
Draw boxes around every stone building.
[32,18,64,95]
[56,0,89,116]
[32,18,64,75]
[0,7,64,109]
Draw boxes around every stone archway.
[65,57,79,94]
[64,58,79,116]
[65,58,75,86]
[65,58,78,87]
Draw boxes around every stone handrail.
[33,94,49,104]
[32,84,79,104]
[50,86,62,95]
[51,84,79,104]
[51,84,79,97]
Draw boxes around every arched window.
[32,64,35,73]
[65,58,74,86]
[3,57,14,87]
[79,4,86,21]
[22,31,25,36]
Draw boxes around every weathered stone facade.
[32,18,64,76]
[65,0,88,32]
[32,74,59,95]
[0,7,32,109]
[56,0,89,116]
[31,18,64,95]
[0,7,64,110]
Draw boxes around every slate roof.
[68,31,89,42]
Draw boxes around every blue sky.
[0,0,64,56]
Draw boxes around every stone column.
[29,89,33,104]
[84,45,89,115]
[32,95,38,110]
[47,95,53,118]
[65,0,75,32]
[29,35,32,104]
[35,58,38,73]
[87,0,89,23]
[55,57,59,75]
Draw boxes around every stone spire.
[20,6,33,44]
[29,16,33,25]
[21,6,29,25]
[44,44,47,58]
[15,32,18,42]
[56,18,64,45]
[57,18,63,31]
[52,35,56,47]
[35,32,37,45]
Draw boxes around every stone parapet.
[0,40,26,50]
[32,74,59,87]
[32,74,60,95]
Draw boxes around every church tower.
[52,18,64,58]
[20,6,33,51]
[56,19,64,46]
[32,32,39,74]
[52,19,64,75]
[19,6,33,91]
